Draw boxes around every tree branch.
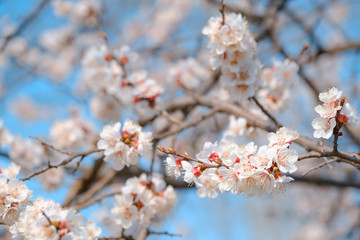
[0,0,49,53]
[21,148,103,181]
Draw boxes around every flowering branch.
[154,95,360,169]
[157,146,229,169]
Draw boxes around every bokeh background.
[1,0,360,239]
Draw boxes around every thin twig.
[251,96,283,128]
[21,149,103,181]
[332,97,345,153]
[148,230,182,237]
[0,0,49,53]
[219,0,226,25]
[0,152,10,159]
[303,159,338,176]
[148,139,159,187]
[153,108,220,141]
[30,136,72,155]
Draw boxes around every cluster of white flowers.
[312,87,359,139]
[202,13,262,101]
[168,58,211,91]
[9,197,101,240]
[97,120,153,171]
[0,161,101,239]
[0,163,30,225]
[0,162,101,239]
[257,59,299,113]
[112,173,177,238]
[80,45,164,121]
[165,127,299,197]
[50,117,98,150]
[53,0,101,27]
[9,136,46,173]
[1,120,71,190]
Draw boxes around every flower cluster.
[112,173,177,238]
[165,127,299,197]
[257,59,299,113]
[0,163,31,225]
[9,136,45,173]
[168,58,211,91]
[202,13,262,101]
[97,120,153,171]
[50,117,98,150]
[312,87,359,139]
[9,197,101,240]
[80,45,164,120]
[0,163,101,239]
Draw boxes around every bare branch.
[302,159,338,176]
[21,148,103,181]
[0,0,49,53]
[251,96,282,128]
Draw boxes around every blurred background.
[0,0,360,239]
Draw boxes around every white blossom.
[111,174,177,239]
[97,120,152,171]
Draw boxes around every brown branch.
[21,148,103,181]
[250,96,282,128]
[302,159,338,176]
[30,136,72,155]
[0,152,9,159]
[71,169,118,207]
[219,0,226,25]
[148,139,159,187]
[147,230,182,238]
[292,175,360,189]
[63,156,104,207]
[298,151,359,162]
[98,235,133,240]
[333,97,346,153]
